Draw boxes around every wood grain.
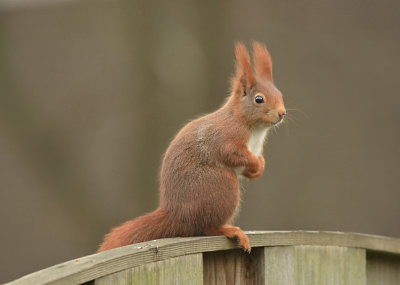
[264,246,366,285]
[203,247,264,285]
[367,252,400,285]
[95,254,203,285]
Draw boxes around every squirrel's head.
[230,41,286,127]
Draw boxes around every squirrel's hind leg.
[205,225,251,253]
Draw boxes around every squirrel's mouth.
[271,118,283,126]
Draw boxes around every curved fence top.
[8,231,400,285]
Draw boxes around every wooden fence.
[7,231,400,284]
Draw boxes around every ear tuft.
[232,42,255,96]
[252,41,273,82]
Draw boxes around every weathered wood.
[264,246,366,285]
[94,270,130,285]
[367,252,400,285]
[95,254,203,285]
[203,248,264,285]
[6,231,400,285]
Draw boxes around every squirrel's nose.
[278,111,286,120]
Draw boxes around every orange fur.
[98,42,286,253]
[232,42,256,95]
[252,41,273,82]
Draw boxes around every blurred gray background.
[0,0,399,282]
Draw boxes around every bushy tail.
[98,208,172,252]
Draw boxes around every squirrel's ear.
[232,42,255,97]
[252,41,273,82]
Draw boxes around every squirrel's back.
[99,109,244,252]
[159,107,244,232]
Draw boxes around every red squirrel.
[98,42,286,253]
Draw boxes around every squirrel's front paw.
[242,156,265,180]
[242,168,262,180]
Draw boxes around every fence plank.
[95,254,203,285]
[367,252,400,285]
[203,247,264,285]
[264,245,366,285]
[94,269,130,285]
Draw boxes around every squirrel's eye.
[255,96,264,104]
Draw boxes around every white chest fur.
[247,126,269,157]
